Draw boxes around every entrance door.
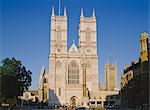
[70,96,77,108]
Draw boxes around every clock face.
[57,48,61,52]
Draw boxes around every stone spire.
[64,6,67,17]
[80,8,84,18]
[40,65,45,75]
[51,6,55,16]
[92,8,95,18]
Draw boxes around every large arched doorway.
[70,96,77,108]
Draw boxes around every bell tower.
[78,8,99,101]
[140,32,149,62]
[78,9,97,55]
[50,6,67,54]
[49,5,68,106]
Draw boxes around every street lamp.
[42,73,45,108]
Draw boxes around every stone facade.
[20,90,38,102]
[38,66,48,102]
[47,7,99,106]
[37,6,122,108]
[120,32,149,108]
[104,63,117,91]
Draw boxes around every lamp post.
[81,62,89,107]
[42,74,45,108]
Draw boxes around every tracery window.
[68,61,79,84]
[86,27,91,42]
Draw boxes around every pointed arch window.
[58,87,61,96]
[56,61,61,74]
[68,61,79,84]
[86,27,91,42]
[56,26,61,41]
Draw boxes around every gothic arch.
[70,96,78,107]
[86,27,91,42]
[56,26,61,41]
[56,61,61,74]
[68,61,79,84]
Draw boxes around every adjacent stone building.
[38,66,48,103]
[20,90,39,102]
[120,32,149,108]
[104,63,117,91]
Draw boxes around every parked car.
[104,104,118,109]
[136,104,149,110]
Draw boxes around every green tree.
[0,57,32,99]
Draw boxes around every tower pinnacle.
[51,6,55,16]
[64,6,67,16]
[92,8,95,18]
[80,8,84,18]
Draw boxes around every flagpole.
[59,0,60,16]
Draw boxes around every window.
[86,27,91,42]
[97,101,101,104]
[44,78,47,83]
[31,93,34,96]
[56,61,61,74]
[116,96,119,99]
[56,61,61,68]
[91,101,95,104]
[56,26,61,41]
[58,87,61,96]
[68,61,79,84]
[111,96,113,99]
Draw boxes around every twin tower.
[48,6,99,106]
[50,6,97,55]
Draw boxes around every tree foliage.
[0,57,32,98]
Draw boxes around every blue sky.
[1,0,149,90]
